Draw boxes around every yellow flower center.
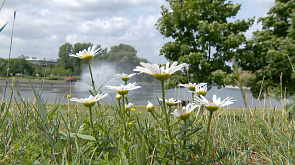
[121,77,130,82]
[82,101,96,107]
[131,108,135,111]
[196,91,207,97]
[179,112,190,120]
[188,86,195,91]
[81,54,94,61]
[206,105,219,112]
[153,73,171,81]
[117,89,129,95]
[166,102,176,107]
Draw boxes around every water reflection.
[0,83,291,108]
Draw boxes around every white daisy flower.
[159,97,182,106]
[69,46,102,61]
[114,73,137,82]
[172,103,199,120]
[106,82,141,95]
[133,61,188,81]
[125,103,134,109]
[69,93,108,107]
[146,101,154,112]
[178,82,197,91]
[194,94,235,112]
[195,83,207,96]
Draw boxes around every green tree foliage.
[72,43,92,74]
[8,58,34,76]
[57,42,73,72]
[238,0,295,98]
[98,44,147,72]
[56,42,100,75]
[52,66,71,76]
[55,42,150,82]
[32,64,44,77]
[0,58,8,77]
[97,43,153,82]
[156,0,254,88]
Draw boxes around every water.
[0,83,291,108]
[1,62,291,108]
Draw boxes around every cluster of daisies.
[68,46,235,120]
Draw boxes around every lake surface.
[0,82,291,108]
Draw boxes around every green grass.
[0,81,294,164]
[1,98,294,164]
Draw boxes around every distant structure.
[25,57,57,67]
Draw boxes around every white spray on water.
[75,62,121,93]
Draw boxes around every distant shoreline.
[0,78,249,90]
[224,85,250,90]
[0,79,75,88]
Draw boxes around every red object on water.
[65,77,77,82]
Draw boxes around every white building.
[26,57,57,67]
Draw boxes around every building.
[26,57,57,67]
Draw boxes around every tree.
[97,43,153,82]
[98,43,149,73]
[56,42,100,75]
[56,42,73,72]
[72,43,92,74]
[238,0,295,98]
[8,58,34,76]
[52,66,71,76]
[0,58,7,77]
[156,0,254,88]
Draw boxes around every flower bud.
[116,94,122,100]
[146,101,154,112]
[179,113,191,120]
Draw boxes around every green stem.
[88,61,97,95]
[122,94,127,140]
[117,99,121,124]
[88,107,98,142]
[151,111,164,129]
[117,99,123,143]
[124,81,129,105]
[204,111,214,156]
[161,80,176,165]
[183,119,187,148]
[88,107,94,130]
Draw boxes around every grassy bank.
[0,76,79,83]
[1,93,294,164]
[0,66,294,164]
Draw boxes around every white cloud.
[0,0,275,64]
[247,0,275,9]
[245,21,263,39]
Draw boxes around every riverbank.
[0,78,75,88]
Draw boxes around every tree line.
[0,43,153,82]
[157,0,295,98]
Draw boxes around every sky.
[0,0,275,64]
